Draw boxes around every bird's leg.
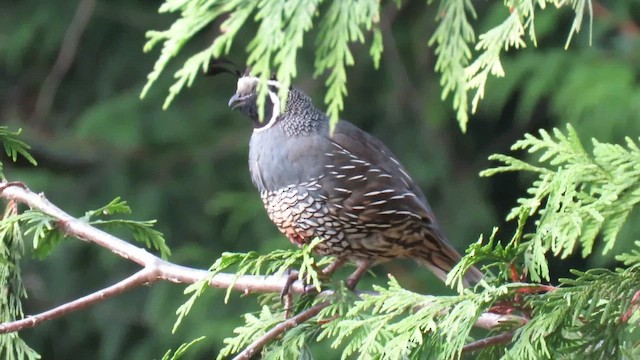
[280,269,301,306]
[345,260,373,290]
[282,258,353,308]
[301,258,347,293]
[321,257,347,276]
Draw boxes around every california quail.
[227,73,483,289]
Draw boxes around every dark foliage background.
[1,0,640,358]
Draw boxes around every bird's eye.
[270,73,276,81]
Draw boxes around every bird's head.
[227,73,285,131]
[227,70,326,135]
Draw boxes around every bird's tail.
[411,229,483,288]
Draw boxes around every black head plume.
[205,58,242,78]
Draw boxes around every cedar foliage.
[2,0,640,358]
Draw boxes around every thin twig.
[0,268,156,333]
[233,301,331,360]
[461,331,514,353]
[30,0,97,125]
[621,290,640,323]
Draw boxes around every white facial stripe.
[237,74,283,87]
[266,79,282,88]
[237,76,283,91]
[237,76,257,93]
[252,90,281,133]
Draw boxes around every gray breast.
[249,121,331,193]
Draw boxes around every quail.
[227,72,483,289]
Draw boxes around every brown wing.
[320,120,438,229]
[315,120,480,283]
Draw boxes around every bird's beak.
[228,93,242,110]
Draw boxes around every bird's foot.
[281,269,323,318]
[280,269,301,304]
[280,270,300,318]
[280,259,353,317]
[280,269,325,300]
[281,258,347,302]
[345,274,361,290]
[344,260,373,290]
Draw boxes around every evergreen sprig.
[142,0,382,127]
[217,305,286,359]
[429,0,476,131]
[218,275,526,359]
[0,128,39,359]
[82,197,171,259]
[465,10,526,116]
[143,1,593,132]
[0,127,37,180]
[0,205,40,360]
[618,241,640,268]
[218,285,355,359]
[0,197,170,261]
[317,277,520,360]
[482,124,640,281]
[313,0,382,127]
[17,210,65,260]
[161,336,206,360]
[508,268,640,358]
[430,0,592,131]
[0,194,172,359]
[172,239,332,333]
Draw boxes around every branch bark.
[0,268,155,333]
[461,331,515,353]
[0,181,524,351]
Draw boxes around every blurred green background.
[2,0,640,358]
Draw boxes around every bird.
[225,70,483,290]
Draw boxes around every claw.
[303,283,320,296]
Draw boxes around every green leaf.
[217,306,284,360]
[91,219,170,259]
[314,0,380,128]
[0,205,41,359]
[0,127,37,180]
[81,197,131,222]
[143,0,382,128]
[11,210,66,259]
[161,336,206,360]
[483,125,640,279]
[429,0,476,131]
[172,242,330,334]
[82,198,171,258]
[617,241,640,268]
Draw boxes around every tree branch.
[0,268,156,333]
[0,181,524,347]
[0,182,311,294]
[461,331,514,353]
